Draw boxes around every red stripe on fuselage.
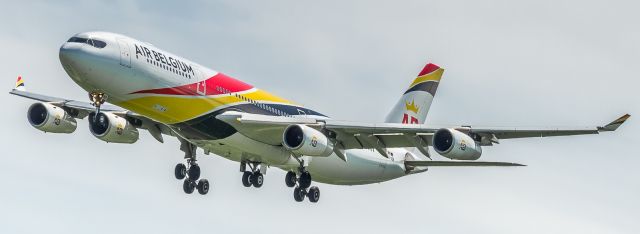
[131,73,253,96]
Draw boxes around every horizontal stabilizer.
[405,160,525,167]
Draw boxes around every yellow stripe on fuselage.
[115,89,294,124]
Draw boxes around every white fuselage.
[59,31,417,185]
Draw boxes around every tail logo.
[402,114,419,124]
[404,99,420,114]
[402,99,420,124]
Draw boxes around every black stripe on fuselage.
[404,81,439,96]
[169,103,327,140]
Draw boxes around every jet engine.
[27,102,77,133]
[432,128,482,160]
[282,124,333,157]
[88,112,139,143]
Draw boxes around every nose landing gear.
[89,92,106,114]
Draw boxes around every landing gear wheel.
[242,171,252,187]
[307,186,320,203]
[174,163,186,180]
[197,179,210,195]
[293,187,305,202]
[285,171,296,187]
[183,179,196,194]
[188,164,201,180]
[251,172,264,188]
[299,171,312,189]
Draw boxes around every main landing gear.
[240,162,264,188]
[175,140,209,195]
[286,165,320,203]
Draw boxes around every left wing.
[218,111,630,158]
[9,89,174,142]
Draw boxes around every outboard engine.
[27,102,77,133]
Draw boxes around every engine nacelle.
[282,124,333,157]
[88,112,139,144]
[27,103,77,133]
[432,128,482,160]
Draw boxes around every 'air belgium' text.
[134,44,194,75]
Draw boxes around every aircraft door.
[116,38,132,68]
[194,68,206,95]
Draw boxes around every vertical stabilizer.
[385,63,443,124]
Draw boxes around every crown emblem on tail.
[405,99,420,114]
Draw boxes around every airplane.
[10,31,630,203]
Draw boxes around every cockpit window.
[67,37,88,43]
[67,37,107,49]
[91,39,107,48]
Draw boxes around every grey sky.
[1,1,638,233]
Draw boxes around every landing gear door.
[116,38,131,68]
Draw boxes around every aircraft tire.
[188,164,200,181]
[285,171,296,187]
[242,171,252,187]
[299,172,312,189]
[307,186,320,203]
[251,172,264,188]
[183,179,196,194]
[197,179,210,195]
[293,187,305,202]
[174,163,186,180]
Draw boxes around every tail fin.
[15,76,26,91]
[385,63,444,124]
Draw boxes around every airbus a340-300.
[11,32,629,203]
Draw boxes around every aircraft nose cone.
[59,42,90,82]
[59,42,80,63]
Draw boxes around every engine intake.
[433,128,482,160]
[89,112,139,144]
[27,103,77,133]
[283,124,333,157]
